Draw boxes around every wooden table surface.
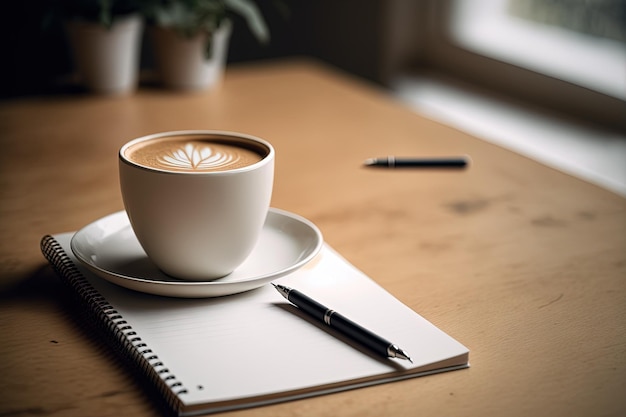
[1,59,624,417]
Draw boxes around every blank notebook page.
[55,233,469,410]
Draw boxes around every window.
[450,0,625,100]
[423,0,626,129]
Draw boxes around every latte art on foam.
[159,143,239,170]
[123,135,266,172]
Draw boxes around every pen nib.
[388,345,413,363]
[271,282,291,300]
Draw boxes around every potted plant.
[141,0,269,90]
[57,0,144,94]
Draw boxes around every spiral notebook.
[41,232,469,416]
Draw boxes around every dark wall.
[295,0,426,86]
[2,1,421,98]
[2,2,74,97]
[0,1,303,97]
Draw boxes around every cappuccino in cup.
[124,135,266,172]
[119,131,274,281]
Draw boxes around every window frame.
[416,0,625,130]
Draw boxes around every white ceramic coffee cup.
[119,130,274,281]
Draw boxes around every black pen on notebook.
[364,155,470,169]
[272,283,412,363]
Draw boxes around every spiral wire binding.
[41,235,188,414]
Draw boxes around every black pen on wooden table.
[272,283,412,363]
[364,155,470,169]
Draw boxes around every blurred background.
[2,0,625,194]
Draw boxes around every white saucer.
[70,208,323,298]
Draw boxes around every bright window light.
[449,0,626,100]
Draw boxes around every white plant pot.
[150,21,232,90]
[65,15,143,95]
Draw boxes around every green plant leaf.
[224,0,269,43]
